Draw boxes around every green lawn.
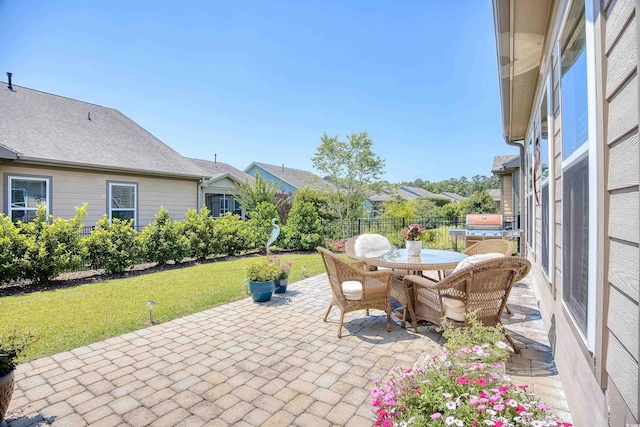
[0,253,326,362]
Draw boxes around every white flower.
[531,421,544,427]
[445,417,456,426]
[495,341,508,349]
[408,417,416,424]
[484,421,494,426]
[446,401,456,410]
[455,420,464,427]
[443,392,453,398]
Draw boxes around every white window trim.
[539,79,553,283]
[108,182,137,226]
[557,0,598,352]
[8,175,50,220]
[220,195,230,215]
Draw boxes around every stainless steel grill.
[449,214,521,248]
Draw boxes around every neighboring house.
[399,185,441,199]
[488,188,501,211]
[244,162,330,194]
[188,158,254,219]
[493,1,638,426]
[0,81,208,226]
[365,187,421,217]
[439,192,466,203]
[491,154,520,218]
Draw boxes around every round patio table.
[362,248,468,329]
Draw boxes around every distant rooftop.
[188,158,254,184]
[245,162,330,190]
[492,154,520,173]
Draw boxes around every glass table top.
[363,248,467,268]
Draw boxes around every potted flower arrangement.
[370,313,572,427]
[401,223,426,256]
[0,332,33,423]
[268,254,292,293]
[246,258,282,302]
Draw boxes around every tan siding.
[609,188,640,243]
[607,285,639,360]
[608,239,640,302]
[502,175,513,216]
[606,16,638,98]
[606,334,639,420]
[608,130,639,189]
[607,73,638,143]
[604,0,636,52]
[0,163,197,226]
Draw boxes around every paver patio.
[3,272,573,426]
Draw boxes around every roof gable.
[188,158,254,185]
[244,162,330,190]
[491,154,520,173]
[0,85,204,178]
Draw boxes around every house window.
[233,200,242,216]
[540,91,551,277]
[205,194,239,217]
[560,0,590,337]
[109,182,137,225]
[8,176,50,222]
[220,196,230,215]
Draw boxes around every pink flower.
[493,404,505,411]
[518,385,528,390]
[499,385,509,393]
[472,345,482,352]
[371,388,381,398]
[457,376,468,384]
[372,400,381,407]
[430,413,442,419]
[470,398,479,405]
[494,422,504,427]
[413,388,421,395]
[515,405,527,413]
[477,378,487,386]
[537,404,549,411]
[475,405,486,411]
[382,420,392,427]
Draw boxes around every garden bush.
[248,202,281,250]
[85,215,140,274]
[139,207,189,264]
[283,201,324,250]
[19,204,87,284]
[212,212,253,256]
[0,214,25,284]
[183,207,216,260]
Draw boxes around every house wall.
[0,162,198,226]
[501,174,514,216]
[520,0,639,425]
[602,0,639,424]
[245,165,297,194]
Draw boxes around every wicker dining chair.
[463,239,516,314]
[464,239,515,257]
[317,247,394,338]
[403,256,531,352]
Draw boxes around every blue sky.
[0,0,517,183]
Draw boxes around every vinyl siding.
[0,163,198,226]
[502,174,514,215]
[245,165,298,194]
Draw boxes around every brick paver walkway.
[3,273,572,426]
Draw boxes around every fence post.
[402,218,405,229]
[357,219,361,235]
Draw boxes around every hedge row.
[0,200,325,285]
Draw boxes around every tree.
[293,187,335,221]
[459,190,499,215]
[233,172,281,215]
[312,131,385,221]
[381,200,417,219]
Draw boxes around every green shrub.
[0,332,35,376]
[283,201,324,250]
[183,207,216,260]
[0,214,25,284]
[85,215,140,274]
[246,257,282,282]
[248,202,281,250]
[212,213,253,256]
[19,204,87,284]
[139,207,189,265]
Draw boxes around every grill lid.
[466,214,503,230]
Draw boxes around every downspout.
[504,136,525,255]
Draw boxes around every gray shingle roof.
[245,162,330,190]
[441,192,467,202]
[368,187,420,202]
[491,155,519,173]
[488,188,501,199]
[188,158,254,184]
[0,84,205,178]
[400,185,441,199]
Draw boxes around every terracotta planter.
[0,369,15,423]
[405,240,422,256]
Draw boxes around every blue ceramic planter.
[274,277,288,293]
[249,280,274,302]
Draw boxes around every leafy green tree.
[233,172,281,215]
[139,207,189,265]
[459,190,499,215]
[438,202,463,217]
[312,131,385,221]
[19,204,87,284]
[381,200,417,219]
[85,215,140,274]
[293,187,335,221]
[183,207,216,260]
[283,201,324,250]
[0,214,25,284]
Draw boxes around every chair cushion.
[353,234,391,257]
[341,279,387,301]
[451,253,505,274]
[443,297,466,322]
